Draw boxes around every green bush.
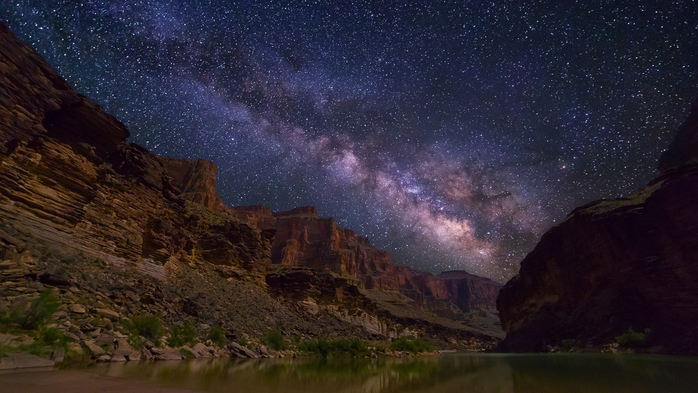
[389,337,433,353]
[264,329,286,351]
[297,338,370,357]
[616,327,650,348]
[1,290,60,331]
[0,306,24,332]
[23,327,67,357]
[128,315,165,345]
[167,320,199,348]
[39,327,64,346]
[298,338,331,356]
[239,336,248,347]
[209,325,227,348]
[128,333,145,350]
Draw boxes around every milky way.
[2,1,697,282]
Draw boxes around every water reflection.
[87,353,698,393]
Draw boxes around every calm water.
[80,353,698,393]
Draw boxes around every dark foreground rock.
[497,97,698,355]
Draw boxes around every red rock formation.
[497,96,698,354]
[161,157,226,211]
[0,21,502,341]
[0,22,269,280]
[230,205,502,325]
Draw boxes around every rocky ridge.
[229,206,502,337]
[0,20,502,365]
[497,96,698,355]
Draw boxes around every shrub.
[616,328,650,348]
[23,327,67,357]
[39,327,64,346]
[298,338,331,356]
[0,305,25,331]
[209,325,227,348]
[128,333,145,350]
[4,290,61,331]
[167,320,199,348]
[297,338,370,357]
[239,336,248,348]
[128,315,165,345]
[389,337,433,353]
[264,329,286,351]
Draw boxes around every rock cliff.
[229,205,503,337]
[0,22,271,278]
[0,22,501,348]
[497,96,698,354]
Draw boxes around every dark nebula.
[2,1,697,282]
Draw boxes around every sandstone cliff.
[0,22,502,347]
[497,96,698,354]
[228,205,502,337]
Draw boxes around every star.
[2,0,696,282]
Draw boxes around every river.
[1,353,697,393]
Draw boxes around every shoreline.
[2,352,697,393]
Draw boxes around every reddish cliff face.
[230,204,503,330]
[161,157,226,211]
[0,22,270,280]
[497,97,698,354]
[0,22,502,343]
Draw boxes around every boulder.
[69,304,86,314]
[64,332,80,342]
[191,342,213,358]
[0,353,54,370]
[51,347,65,364]
[84,340,106,357]
[97,355,111,362]
[95,308,120,319]
[97,333,114,346]
[110,354,127,362]
[229,342,257,358]
[150,347,183,360]
[113,338,133,359]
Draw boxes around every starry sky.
[2,1,697,282]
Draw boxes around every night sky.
[2,1,697,282]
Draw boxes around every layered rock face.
[497,97,698,354]
[0,21,269,280]
[229,205,502,327]
[0,22,501,345]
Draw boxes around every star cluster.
[2,1,697,282]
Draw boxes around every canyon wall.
[0,22,501,343]
[229,205,501,327]
[497,97,698,354]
